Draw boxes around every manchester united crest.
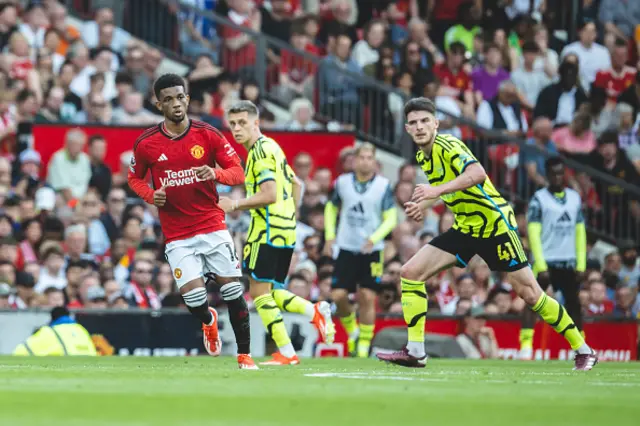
[190,145,204,159]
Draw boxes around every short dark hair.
[522,40,539,53]
[88,134,105,146]
[288,272,308,284]
[449,42,466,55]
[545,156,564,173]
[227,100,259,117]
[153,73,187,99]
[115,71,134,86]
[403,97,436,120]
[16,89,36,104]
[484,42,501,54]
[598,130,619,146]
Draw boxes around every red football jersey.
[433,63,472,95]
[593,66,637,102]
[129,120,243,243]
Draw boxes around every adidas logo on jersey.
[349,202,365,213]
[557,212,571,222]
[158,153,168,162]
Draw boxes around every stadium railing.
[63,1,640,244]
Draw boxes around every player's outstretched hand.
[192,165,216,181]
[404,201,424,221]
[153,185,167,207]
[412,184,441,203]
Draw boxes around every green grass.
[0,357,638,426]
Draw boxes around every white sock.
[576,343,592,355]
[303,302,315,319]
[407,341,426,358]
[279,343,296,358]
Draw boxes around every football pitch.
[0,357,638,426]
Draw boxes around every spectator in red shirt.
[433,41,477,115]
[275,19,318,104]
[221,0,259,75]
[586,278,614,315]
[593,38,637,103]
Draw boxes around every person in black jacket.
[534,59,588,126]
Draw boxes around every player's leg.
[331,250,359,354]
[519,269,552,360]
[165,240,220,356]
[378,230,460,366]
[356,251,384,358]
[200,231,255,369]
[244,243,298,365]
[499,232,597,370]
[356,287,377,358]
[271,248,335,344]
[555,268,583,333]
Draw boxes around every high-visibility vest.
[13,323,98,356]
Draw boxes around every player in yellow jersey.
[219,100,335,366]
[377,97,598,371]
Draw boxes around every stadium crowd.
[0,0,638,327]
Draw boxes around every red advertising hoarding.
[316,318,638,361]
[32,124,355,179]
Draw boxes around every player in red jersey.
[593,38,637,103]
[127,74,257,370]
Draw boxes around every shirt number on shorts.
[225,243,238,262]
[497,242,516,261]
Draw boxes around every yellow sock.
[272,289,314,318]
[254,294,291,348]
[533,293,584,350]
[401,277,427,344]
[340,312,358,354]
[357,324,374,358]
[519,328,534,350]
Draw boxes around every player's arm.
[194,130,245,186]
[575,203,587,273]
[324,183,341,242]
[367,184,398,249]
[227,150,277,211]
[412,146,485,202]
[127,141,157,206]
[526,196,547,275]
[287,164,303,210]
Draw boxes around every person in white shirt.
[512,41,552,109]
[561,21,611,93]
[455,306,500,359]
[46,128,92,200]
[35,244,67,293]
[287,97,323,131]
[18,3,47,52]
[70,46,117,101]
[82,7,131,54]
[351,19,385,68]
[476,80,529,136]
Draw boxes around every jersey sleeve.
[251,144,277,184]
[448,139,478,174]
[527,195,542,223]
[127,139,154,204]
[205,126,244,186]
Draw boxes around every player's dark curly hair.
[403,97,436,121]
[153,73,186,100]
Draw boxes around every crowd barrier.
[33,124,356,179]
[1,310,636,360]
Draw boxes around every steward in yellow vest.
[14,307,98,356]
